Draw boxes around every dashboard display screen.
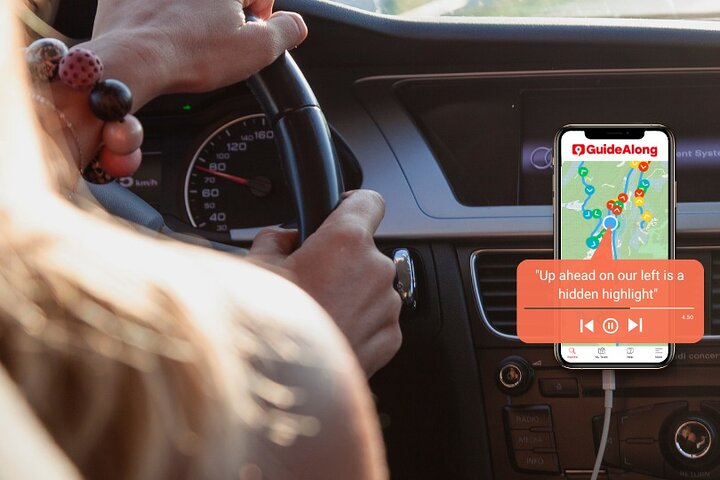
[556,128,673,366]
[522,84,720,205]
[398,75,720,206]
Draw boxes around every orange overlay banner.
[516,259,704,343]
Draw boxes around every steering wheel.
[87,22,416,306]
[245,24,344,243]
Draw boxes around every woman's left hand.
[88,0,308,108]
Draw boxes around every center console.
[462,244,720,479]
[483,346,720,479]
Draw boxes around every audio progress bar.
[524,306,695,310]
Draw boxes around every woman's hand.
[249,190,403,377]
[89,0,308,108]
[43,0,307,171]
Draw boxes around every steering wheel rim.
[245,22,344,243]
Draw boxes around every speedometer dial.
[184,114,293,233]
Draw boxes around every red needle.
[195,165,249,186]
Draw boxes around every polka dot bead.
[59,47,103,90]
[26,38,68,81]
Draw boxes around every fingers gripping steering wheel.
[245,24,344,243]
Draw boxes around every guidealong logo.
[571,143,658,157]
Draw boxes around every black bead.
[89,79,133,122]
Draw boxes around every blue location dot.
[585,185,596,195]
[603,215,619,231]
[639,179,650,189]
[583,209,592,219]
[586,237,600,249]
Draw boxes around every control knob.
[666,414,719,470]
[497,356,534,395]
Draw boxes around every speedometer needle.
[195,165,249,186]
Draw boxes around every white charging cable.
[591,369,616,480]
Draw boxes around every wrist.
[28,38,147,177]
[46,82,103,170]
[80,33,166,111]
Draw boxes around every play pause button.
[628,318,643,333]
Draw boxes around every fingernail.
[289,13,308,40]
[275,11,308,41]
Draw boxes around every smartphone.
[553,125,676,368]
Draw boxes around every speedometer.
[184,114,293,233]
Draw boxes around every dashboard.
[56,1,720,478]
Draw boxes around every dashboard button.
[593,414,620,467]
[619,402,686,441]
[539,378,579,397]
[505,405,552,430]
[513,451,560,473]
[666,467,720,480]
[510,430,555,451]
[621,440,664,477]
[593,413,621,467]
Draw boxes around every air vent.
[710,251,720,335]
[472,247,720,338]
[677,247,719,336]
[471,249,551,337]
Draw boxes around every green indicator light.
[182,103,192,111]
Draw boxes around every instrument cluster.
[129,84,361,243]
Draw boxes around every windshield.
[334,0,720,20]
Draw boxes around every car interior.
[43,0,720,478]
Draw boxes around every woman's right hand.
[249,191,403,377]
[89,0,308,107]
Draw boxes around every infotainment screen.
[397,75,720,206]
[521,85,720,204]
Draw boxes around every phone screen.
[555,126,675,367]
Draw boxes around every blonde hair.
[0,2,386,478]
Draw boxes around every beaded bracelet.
[25,38,143,184]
